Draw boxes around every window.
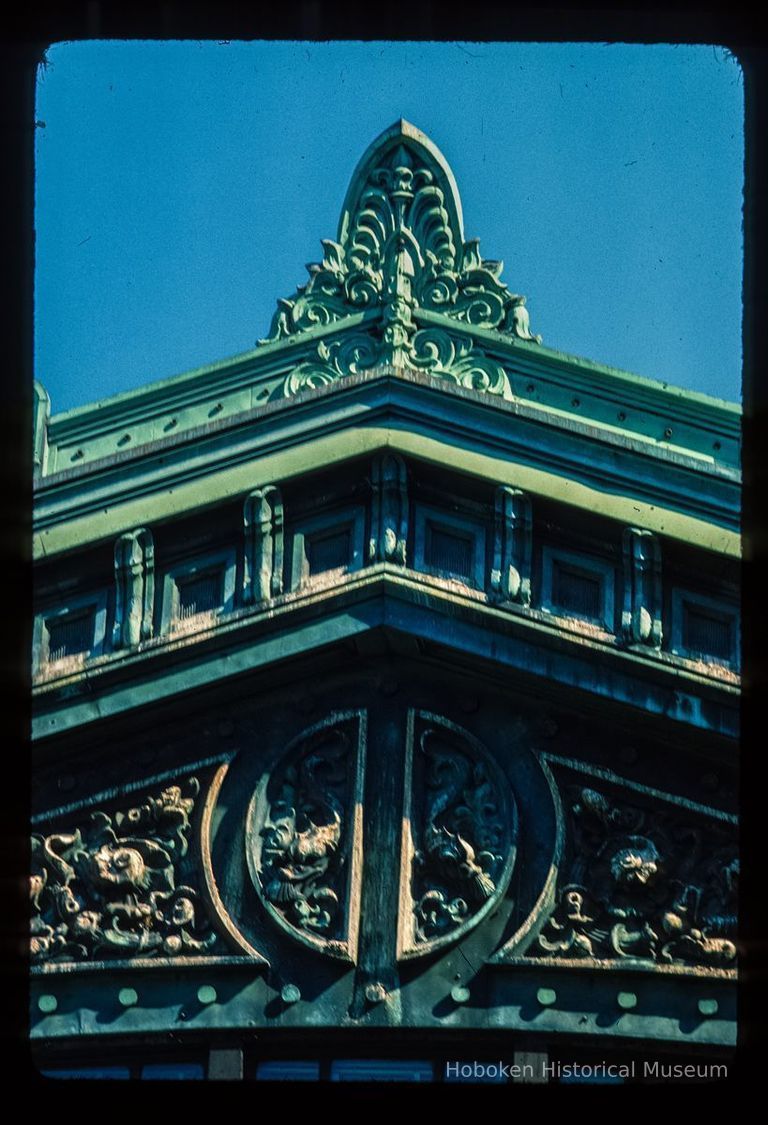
[425,525,474,580]
[330,1060,433,1082]
[47,611,95,661]
[256,1061,321,1081]
[541,547,615,632]
[414,506,485,588]
[34,592,108,674]
[177,570,223,619]
[671,589,739,668]
[290,507,364,589]
[307,528,352,576]
[161,548,236,634]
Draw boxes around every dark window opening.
[330,1060,433,1082]
[425,525,474,580]
[307,528,351,575]
[256,1061,321,1081]
[683,605,733,661]
[47,611,95,661]
[551,562,602,620]
[177,570,223,619]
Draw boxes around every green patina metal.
[31,121,739,1079]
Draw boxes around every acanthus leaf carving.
[281,332,380,398]
[31,777,220,964]
[534,784,737,969]
[260,127,541,372]
[409,327,513,399]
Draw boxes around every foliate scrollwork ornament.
[535,785,737,969]
[260,126,541,350]
[409,327,513,399]
[31,778,219,964]
[247,712,366,961]
[281,332,380,398]
[399,712,516,957]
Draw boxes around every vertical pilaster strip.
[490,486,532,605]
[369,453,408,565]
[243,486,284,604]
[621,527,662,647]
[113,528,154,649]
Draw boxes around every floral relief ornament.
[535,786,737,968]
[31,778,219,963]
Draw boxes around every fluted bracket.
[369,453,409,565]
[244,486,284,604]
[113,528,154,649]
[489,487,532,605]
[621,527,662,648]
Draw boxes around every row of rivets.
[36,987,720,1019]
[37,985,219,1013]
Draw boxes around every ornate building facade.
[31,122,739,1083]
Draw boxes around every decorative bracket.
[113,528,154,649]
[243,486,284,604]
[489,487,532,604]
[621,527,662,647]
[369,452,409,565]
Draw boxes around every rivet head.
[281,984,301,1004]
[365,981,388,1004]
[118,987,138,1008]
[698,998,719,1017]
[197,985,217,1005]
[663,427,673,439]
[38,994,57,1013]
[617,991,637,1010]
[451,985,471,1004]
[536,987,557,1007]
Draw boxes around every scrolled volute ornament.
[534,784,738,970]
[31,776,220,964]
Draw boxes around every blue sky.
[35,40,744,415]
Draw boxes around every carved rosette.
[398,711,516,958]
[533,782,738,969]
[246,712,366,962]
[31,777,220,964]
